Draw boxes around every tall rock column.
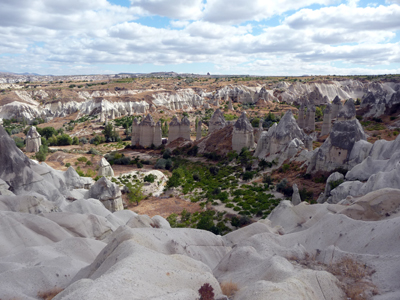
[196,120,202,141]
[298,104,305,129]
[321,104,332,136]
[232,112,255,153]
[331,96,342,119]
[180,116,191,141]
[168,117,180,143]
[306,105,316,132]
[256,119,263,143]
[25,126,41,153]
[209,109,227,134]
[131,118,139,146]
[228,99,234,111]
[153,121,162,147]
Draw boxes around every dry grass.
[287,254,378,300]
[37,288,64,300]
[220,280,239,298]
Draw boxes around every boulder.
[97,157,114,177]
[89,177,123,212]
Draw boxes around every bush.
[198,283,214,300]
[79,137,88,144]
[86,161,93,166]
[163,148,172,159]
[262,174,273,185]
[87,147,101,155]
[155,158,167,169]
[77,156,88,163]
[65,163,71,168]
[13,136,24,149]
[187,145,199,156]
[144,174,157,183]
[57,133,73,146]
[242,171,255,181]
[276,178,293,197]
[329,179,344,190]
[35,145,48,162]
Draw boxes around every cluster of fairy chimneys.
[131,109,258,153]
[297,95,348,136]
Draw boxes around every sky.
[0,0,399,76]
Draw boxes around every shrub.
[262,174,273,185]
[242,171,255,181]
[144,174,157,183]
[220,281,239,298]
[87,148,101,155]
[86,161,93,166]
[65,163,71,168]
[35,145,48,162]
[136,161,143,168]
[187,145,199,156]
[329,179,344,190]
[13,136,24,149]
[79,137,88,144]
[163,148,172,159]
[155,158,167,169]
[77,156,88,163]
[57,133,73,146]
[276,178,293,197]
[126,181,145,205]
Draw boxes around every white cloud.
[285,4,400,31]
[202,0,339,24]
[130,0,204,20]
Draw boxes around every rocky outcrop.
[131,114,162,147]
[255,110,306,159]
[232,112,255,152]
[89,177,123,212]
[208,109,227,133]
[331,96,342,119]
[25,126,41,152]
[297,104,305,129]
[321,104,332,136]
[305,105,316,132]
[97,158,114,177]
[307,118,366,174]
[168,116,191,143]
[337,98,356,121]
[317,172,344,203]
[228,99,234,110]
[196,119,202,140]
[291,184,301,205]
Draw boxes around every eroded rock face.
[337,98,356,121]
[297,104,305,129]
[232,112,254,152]
[168,116,191,143]
[208,108,227,134]
[196,119,202,140]
[255,110,306,158]
[89,177,123,212]
[331,96,343,119]
[307,119,366,174]
[321,104,332,136]
[131,114,162,147]
[305,105,316,132]
[292,184,301,206]
[25,126,41,153]
[97,158,114,177]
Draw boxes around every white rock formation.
[89,177,123,212]
[97,157,114,177]
[168,116,191,143]
[297,104,305,129]
[331,96,342,119]
[196,119,202,140]
[255,110,306,159]
[305,104,316,132]
[208,108,227,134]
[132,114,162,147]
[291,184,301,205]
[307,118,366,174]
[25,126,41,152]
[232,112,255,152]
[228,99,234,110]
[337,98,356,121]
[320,104,332,136]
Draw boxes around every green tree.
[126,181,145,205]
